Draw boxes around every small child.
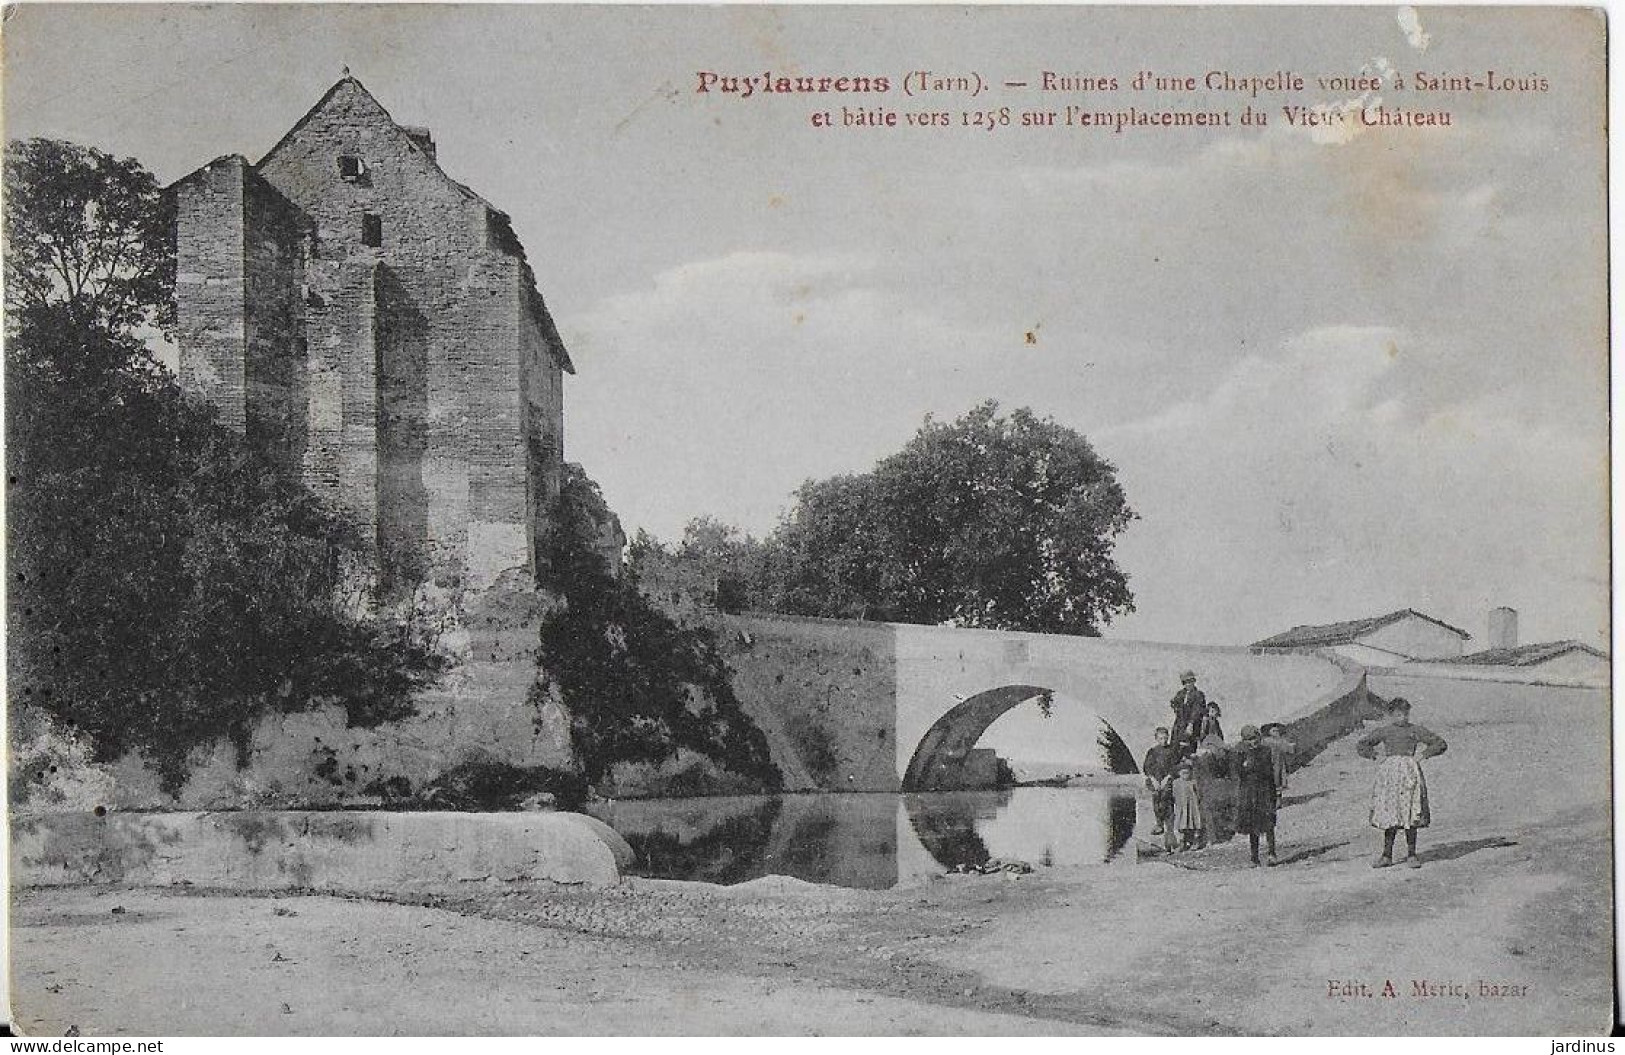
[1171,758,1205,851]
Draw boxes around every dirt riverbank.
[11,675,1612,1035]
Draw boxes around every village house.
[171,73,616,594]
[1249,608,1471,665]
[1440,640,1611,684]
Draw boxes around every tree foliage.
[634,401,1137,636]
[4,138,175,335]
[538,466,781,790]
[627,516,770,617]
[6,140,444,793]
[9,302,447,791]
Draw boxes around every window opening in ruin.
[338,155,365,181]
[362,213,383,248]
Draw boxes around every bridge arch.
[900,683,1136,792]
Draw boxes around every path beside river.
[11,675,1611,1035]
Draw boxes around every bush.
[538,466,782,792]
[7,305,448,794]
[5,138,449,796]
[1097,722,1139,775]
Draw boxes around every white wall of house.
[1361,615,1468,659]
[1526,650,1610,684]
[1325,642,1409,668]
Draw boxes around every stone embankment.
[13,810,633,892]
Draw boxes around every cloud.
[1099,325,1606,647]
[552,53,1603,651]
[561,250,1024,539]
[1112,325,1403,439]
[564,244,1605,653]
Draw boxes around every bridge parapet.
[888,623,1350,778]
[723,613,1356,790]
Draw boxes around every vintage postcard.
[2,3,1611,1038]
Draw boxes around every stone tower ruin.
[172,75,574,593]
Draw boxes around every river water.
[586,786,1141,890]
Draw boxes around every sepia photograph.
[1,2,1612,1038]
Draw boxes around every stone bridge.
[722,613,1361,792]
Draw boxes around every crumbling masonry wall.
[174,77,568,591]
[161,78,583,805]
[175,158,251,431]
[242,171,310,473]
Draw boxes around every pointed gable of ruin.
[258,75,477,204]
[255,74,573,373]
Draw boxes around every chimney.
[1488,607,1518,650]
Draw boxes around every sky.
[4,4,1608,650]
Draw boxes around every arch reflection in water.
[904,788,1137,871]
[588,786,1138,890]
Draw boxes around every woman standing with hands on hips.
[1356,697,1448,869]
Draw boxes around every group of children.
[1142,719,1293,866]
[1142,687,1451,870]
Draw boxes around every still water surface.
[586,786,1140,890]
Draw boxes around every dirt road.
[11,675,1612,1035]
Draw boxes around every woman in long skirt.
[1356,697,1448,868]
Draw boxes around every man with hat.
[1260,721,1296,792]
[1170,670,1207,756]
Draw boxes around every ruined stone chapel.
[172,75,582,593]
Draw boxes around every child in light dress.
[1171,757,1205,851]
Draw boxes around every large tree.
[4,138,175,335]
[6,139,444,792]
[765,401,1136,635]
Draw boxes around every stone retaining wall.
[12,810,629,891]
[1276,673,1384,770]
